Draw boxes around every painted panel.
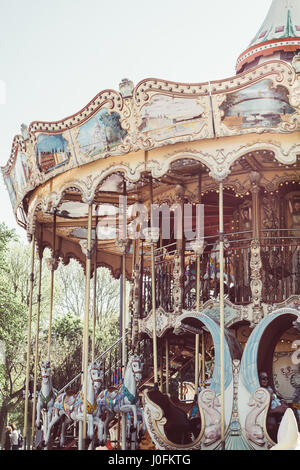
[220,80,296,131]
[12,150,31,193]
[36,133,71,173]
[139,95,206,142]
[3,174,17,208]
[3,150,31,208]
[77,108,127,158]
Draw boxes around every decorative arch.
[240,307,300,395]
[144,311,242,450]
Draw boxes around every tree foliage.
[0,225,27,442]
[0,231,121,443]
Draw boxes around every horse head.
[128,354,143,385]
[41,360,52,384]
[89,361,104,393]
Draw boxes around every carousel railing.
[140,242,176,318]
[260,229,300,303]
[139,229,300,313]
[57,334,128,395]
[184,231,253,307]
[57,332,153,395]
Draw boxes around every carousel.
[2,0,300,451]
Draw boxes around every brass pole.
[165,339,169,395]
[47,211,56,361]
[219,181,225,448]
[160,341,163,393]
[92,212,98,363]
[151,242,158,386]
[250,172,261,240]
[23,232,35,449]
[82,203,93,444]
[122,180,127,374]
[31,234,43,440]
[195,173,202,397]
[149,175,158,387]
[201,332,205,384]
[122,253,126,373]
[194,253,200,397]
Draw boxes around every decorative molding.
[250,240,263,325]
[3,60,299,222]
[79,239,95,257]
[244,387,270,448]
[198,388,221,447]
[172,251,183,315]
[139,307,175,338]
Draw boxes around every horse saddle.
[64,393,77,409]
[98,386,122,410]
[58,392,81,415]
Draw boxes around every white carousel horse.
[96,354,144,448]
[36,360,57,434]
[271,408,300,450]
[44,360,103,449]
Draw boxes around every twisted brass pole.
[23,232,35,449]
[219,182,225,449]
[149,175,158,388]
[31,236,43,440]
[82,203,93,445]
[47,211,56,361]
[92,212,98,363]
[194,254,200,396]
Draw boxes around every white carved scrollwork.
[245,387,270,447]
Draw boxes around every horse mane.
[123,355,139,382]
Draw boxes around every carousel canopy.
[236,0,300,73]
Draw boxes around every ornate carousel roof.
[1,1,300,278]
[237,0,300,73]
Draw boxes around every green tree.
[43,310,119,392]
[0,225,27,443]
[57,259,120,326]
[0,232,121,444]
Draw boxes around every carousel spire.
[236,0,300,73]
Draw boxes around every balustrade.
[139,230,300,315]
[261,229,300,303]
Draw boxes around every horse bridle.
[130,358,143,380]
[41,369,51,380]
[90,366,103,384]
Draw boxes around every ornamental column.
[249,171,263,325]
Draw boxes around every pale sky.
[0,0,271,240]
